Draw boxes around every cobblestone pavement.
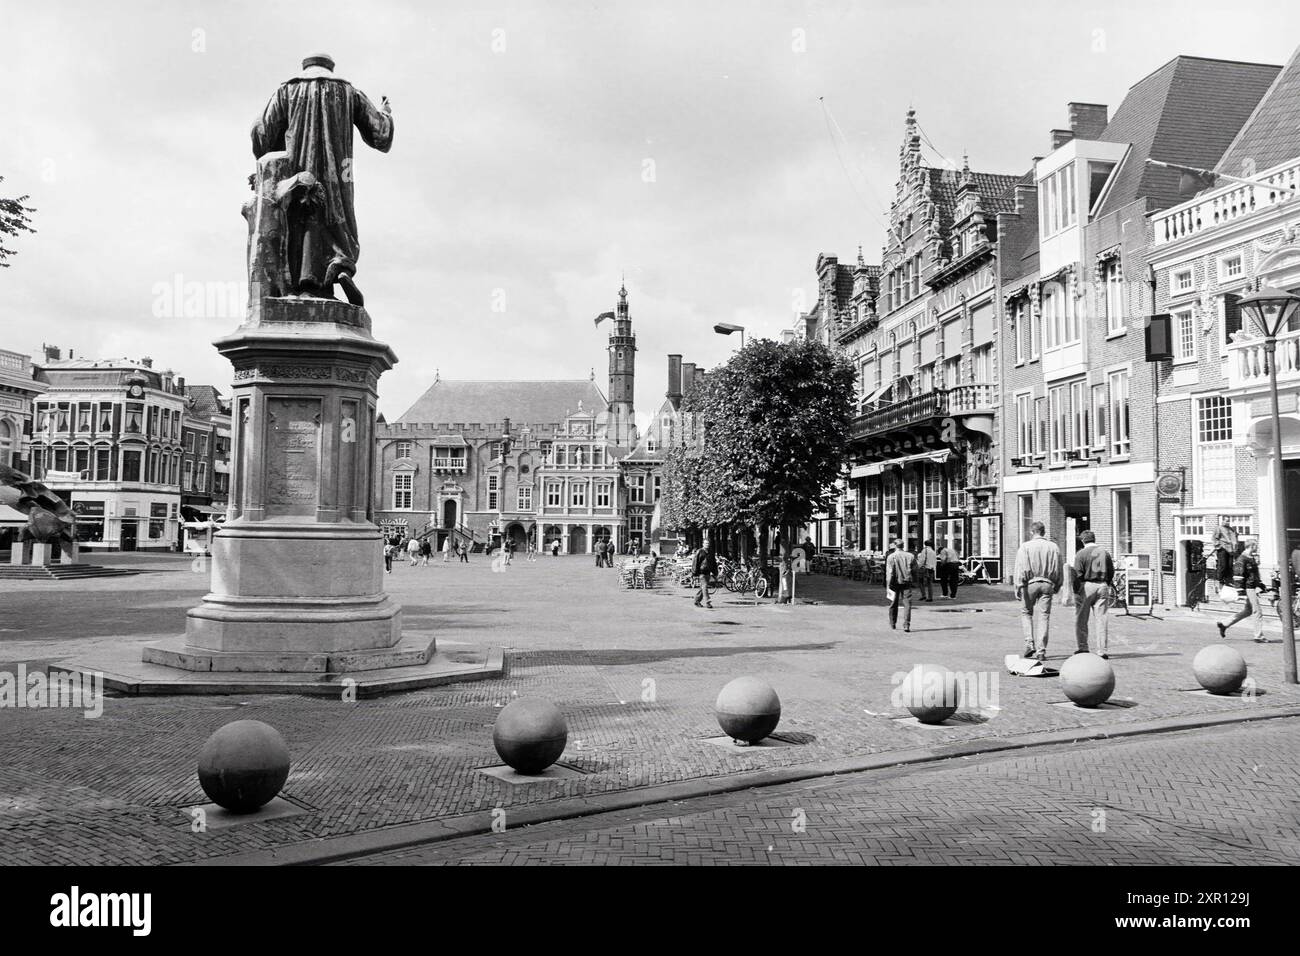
[2,555,1297,864]
[345,719,1300,865]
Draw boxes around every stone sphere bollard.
[1060,652,1116,708]
[197,719,291,813]
[899,663,960,724]
[1193,644,1248,695]
[493,699,568,774]
[714,677,781,744]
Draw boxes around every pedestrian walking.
[693,538,717,609]
[505,537,515,565]
[405,536,419,567]
[915,539,936,602]
[1071,530,1114,658]
[382,540,393,574]
[1219,540,1267,644]
[527,538,537,562]
[1013,521,1062,661]
[1212,521,1238,586]
[459,540,470,563]
[420,536,432,567]
[885,538,915,632]
[551,538,560,557]
[937,542,961,598]
[442,536,452,563]
[595,538,605,567]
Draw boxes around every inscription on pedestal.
[266,398,321,517]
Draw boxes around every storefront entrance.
[1055,491,1091,562]
[120,519,138,552]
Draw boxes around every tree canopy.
[1,177,37,268]
[662,336,855,539]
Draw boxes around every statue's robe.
[250,70,393,294]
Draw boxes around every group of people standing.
[381,534,470,572]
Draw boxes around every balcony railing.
[1152,156,1300,247]
[852,383,996,439]
[432,458,467,471]
[1227,327,1300,391]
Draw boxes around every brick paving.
[348,720,1300,865]
[1,554,1298,864]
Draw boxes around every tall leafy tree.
[666,337,855,570]
[1,177,36,267]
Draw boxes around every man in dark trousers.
[1072,530,1114,658]
[693,538,717,609]
[885,537,916,632]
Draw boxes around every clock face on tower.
[128,384,144,398]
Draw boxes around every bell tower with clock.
[607,282,637,445]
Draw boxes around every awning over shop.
[861,380,892,406]
[850,448,951,480]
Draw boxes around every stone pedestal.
[147,296,424,674]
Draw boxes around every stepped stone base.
[142,633,435,673]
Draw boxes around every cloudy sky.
[5,0,1300,422]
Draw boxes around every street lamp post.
[1237,286,1300,685]
[713,322,746,349]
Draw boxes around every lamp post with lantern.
[1237,286,1300,684]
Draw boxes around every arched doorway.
[543,524,563,553]
[442,499,457,529]
[505,522,527,549]
[568,525,587,555]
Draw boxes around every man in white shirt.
[885,538,916,632]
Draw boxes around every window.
[1070,379,1089,455]
[182,459,193,491]
[1108,370,1131,458]
[1221,514,1253,538]
[883,472,899,512]
[1091,384,1107,450]
[1172,307,1196,363]
[392,473,412,510]
[1113,489,1133,556]
[77,404,92,433]
[595,482,611,508]
[1038,162,1077,237]
[1172,268,1194,295]
[1016,393,1034,457]
[1048,384,1071,464]
[489,442,502,460]
[1195,396,1235,504]
[629,475,646,504]
[99,405,114,432]
[865,477,880,512]
[1014,300,1028,363]
[652,475,661,502]
[947,464,967,511]
[923,465,942,510]
[1031,299,1042,359]
[487,474,499,511]
[1034,397,1047,456]
[546,482,562,507]
[1087,161,1116,211]
[517,485,532,511]
[199,434,209,457]
[1019,495,1034,543]
[570,482,586,508]
[1220,254,1243,282]
[1222,293,1243,346]
[902,472,918,511]
[1103,259,1124,334]
[126,404,144,435]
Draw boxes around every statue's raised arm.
[246,54,394,309]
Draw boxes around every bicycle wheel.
[754,574,769,598]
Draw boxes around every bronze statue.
[0,463,75,545]
[248,54,394,306]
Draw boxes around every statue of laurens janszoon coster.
[244,54,393,310]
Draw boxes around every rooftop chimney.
[667,354,683,408]
[1050,129,1074,150]
[681,362,697,399]
[1068,102,1109,140]
[176,376,186,390]
[141,356,153,368]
